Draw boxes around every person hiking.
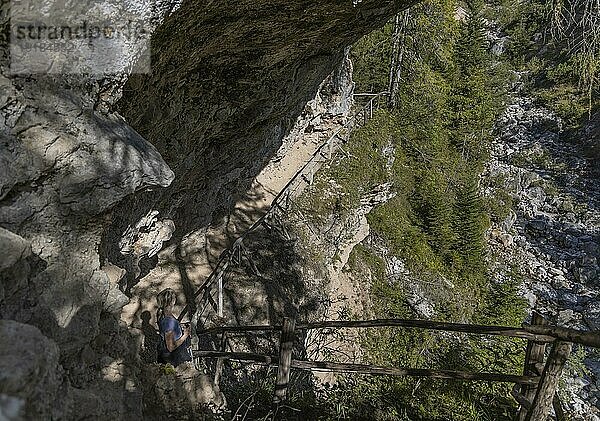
[156,288,192,366]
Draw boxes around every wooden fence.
[194,314,600,420]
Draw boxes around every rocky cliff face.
[104,0,415,283]
[113,52,357,334]
[0,0,413,418]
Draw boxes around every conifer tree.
[423,175,455,261]
[450,0,499,165]
[454,175,485,270]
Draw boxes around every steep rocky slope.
[485,96,600,418]
[0,0,414,418]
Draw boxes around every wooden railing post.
[273,317,296,404]
[525,341,572,421]
[517,312,547,420]
[214,331,227,386]
[217,273,223,318]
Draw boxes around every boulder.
[0,229,30,272]
[527,219,548,232]
[99,264,129,314]
[576,266,598,285]
[151,363,225,418]
[0,229,31,306]
[0,320,72,420]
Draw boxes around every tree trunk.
[388,10,410,108]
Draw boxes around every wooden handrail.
[196,317,600,348]
[196,318,553,341]
[525,324,600,348]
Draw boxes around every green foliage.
[454,174,487,271]
[495,0,547,67]
[329,248,528,421]
[537,82,591,127]
[423,174,456,261]
[450,0,508,164]
[564,346,591,381]
[161,363,176,375]
[298,109,402,221]
[496,0,600,125]
[328,112,395,202]
[482,174,514,223]
[351,23,395,93]
[348,244,387,282]
[351,0,503,278]
[478,265,528,326]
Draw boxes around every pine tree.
[423,175,455,262]
[454,175,485,270]
[456,0,490,75]
[450,0,500,165]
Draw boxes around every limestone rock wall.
[105,0,417,270]
[0,320,70,420]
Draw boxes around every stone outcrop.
[0,228,31,308]
[151,363,225,418]
[0,68,174,352]
[0,320,71,421]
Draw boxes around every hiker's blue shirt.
[157,314,192,366]
[159,315,183,341]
